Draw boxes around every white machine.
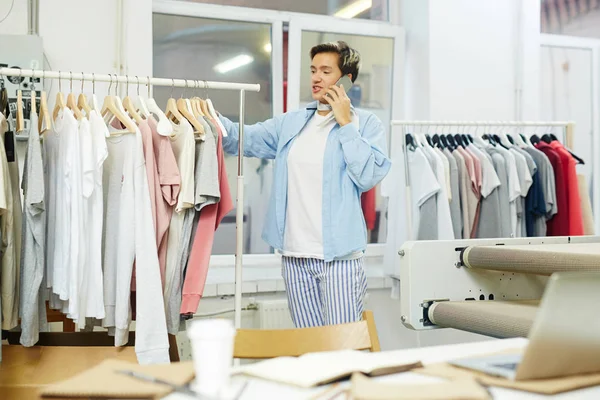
[397,236,600,337]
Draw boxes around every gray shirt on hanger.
[19,111,48,347]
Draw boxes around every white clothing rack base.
[0,67,260,333]
[390,120,574,241]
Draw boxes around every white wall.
[402,0,541,121]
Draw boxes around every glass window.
[153,12,274,255]
[299,31,394,243]
[180,0,389,21]
[541,1,600,38]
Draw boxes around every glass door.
[287,16,405,246]
[540,34,600,234]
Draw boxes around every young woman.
[220,41,391,327]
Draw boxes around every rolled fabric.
[461,244,600,275]
[428,300,539,338]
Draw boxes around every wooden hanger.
[16,89,24,132]
[65,73,83,120]
[164,79,184,126]
[77,73,92,116]
[39,91,51,134]
[122,77,144,124]
[101,74,137,133]
[177,87,204,134]
[52,72,66,120]
[123,95,144,124]
[192,81,205,117]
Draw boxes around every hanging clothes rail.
[0,67,260,332]
[0,67,260,92]
[390,120,574,241]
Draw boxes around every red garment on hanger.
[535,142,569,236]
[361,187,376,231]
[549,141,584,236]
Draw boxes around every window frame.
[152,0,405,269]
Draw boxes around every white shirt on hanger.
[433,147,452,201]
[422,145,454,240]
[83,111,108,321]
[510,148,533,237]
[103,125,169,364]
[408,147,440,239]
[52,109,79,304]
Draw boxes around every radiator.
[254,299,295,329]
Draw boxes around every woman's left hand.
[323,85,352,126]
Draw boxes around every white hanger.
[146,76,173,137]
[90,73,101,112]
[203,80,227,137]
[113,75,128,118]
[135,75,150,119]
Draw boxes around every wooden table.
[0,345,137,399]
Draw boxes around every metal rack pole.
[235,90,245,332]
[0,67,261,92]
[390,120,572,127]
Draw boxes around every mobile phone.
[335,75,353,93]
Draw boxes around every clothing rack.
[390,120,574,241]
[0,67,260,332]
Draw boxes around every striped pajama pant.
[281,256,368,328]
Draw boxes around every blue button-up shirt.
[220,101,391,261]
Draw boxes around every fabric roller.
[428,300,539,338]
[460,244,600,276]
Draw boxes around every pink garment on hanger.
[180,122,233,315]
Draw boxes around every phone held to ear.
[327,76,353,98]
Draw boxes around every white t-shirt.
[283,111,363,260]
[510,149,532,237]
[82,111,108,322]
[283,112,336,258]
[52,109,80,306]
[103,126,169,364]
[434,147,451,201]
[408,147,440,239]
[169,119,195,213]
[422,145,454,240]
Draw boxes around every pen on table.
[116,369,205,399]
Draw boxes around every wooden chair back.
[234,310,381,359]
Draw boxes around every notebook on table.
[232,349,422,388]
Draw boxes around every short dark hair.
[310,40,361,82]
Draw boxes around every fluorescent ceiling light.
[334,0,372,19]
[214,54,254,74]
[263,43,272,53]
